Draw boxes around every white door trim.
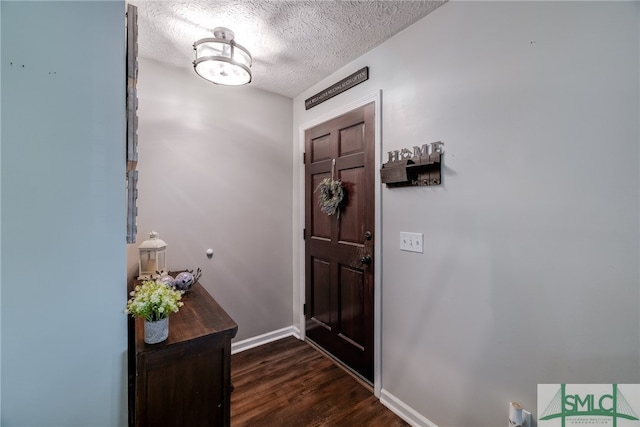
[297,90,382,396]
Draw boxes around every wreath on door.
[315,177,345,216]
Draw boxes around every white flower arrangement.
[125,279,184,322]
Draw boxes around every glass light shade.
[193,38,252,86]
[138,231,167,279]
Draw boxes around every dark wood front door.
[304,102,375,382]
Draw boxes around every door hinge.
[303,228,306,240]
[303,303,306,316]
[303,152,306,164]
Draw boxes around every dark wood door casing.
[304,102,375,382]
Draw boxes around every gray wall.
[1,1,127,426]
[132,58,294,341]
[293,2,640,426]
[4,1,633,426]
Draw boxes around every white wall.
[1,2,127,426]
[293,2,640,426]
[133,58,294,341]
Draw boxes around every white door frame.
[297,90,382,396]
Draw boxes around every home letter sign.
[381,142,444,187]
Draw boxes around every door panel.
[310,134,331,162]
[311,174,332,239]
[304,102,375,382]
[339,123,364,155]
[339,265,365,348]
[311,258,332,328]
[338,168,364,244]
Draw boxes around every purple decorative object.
[157,275,175,288]
[174,272,195,291]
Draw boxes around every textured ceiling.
[132,1,446,98]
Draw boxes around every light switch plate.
[400,232,423,253]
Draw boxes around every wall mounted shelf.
[381,152,442,187]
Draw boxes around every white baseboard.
[380,389,439,427]
[231,325,301,355]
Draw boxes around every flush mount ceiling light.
[193,27,252,86]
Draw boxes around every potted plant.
[125,279,184,344]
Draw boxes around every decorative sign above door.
[305,67,369,110]
[381,142,444,187]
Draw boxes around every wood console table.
[128,280,238,427]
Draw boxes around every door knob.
[360,255,372,265]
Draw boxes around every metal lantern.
[138,230,167,279]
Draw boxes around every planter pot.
[144,317,169,344]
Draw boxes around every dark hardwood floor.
[231,336,409,427]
